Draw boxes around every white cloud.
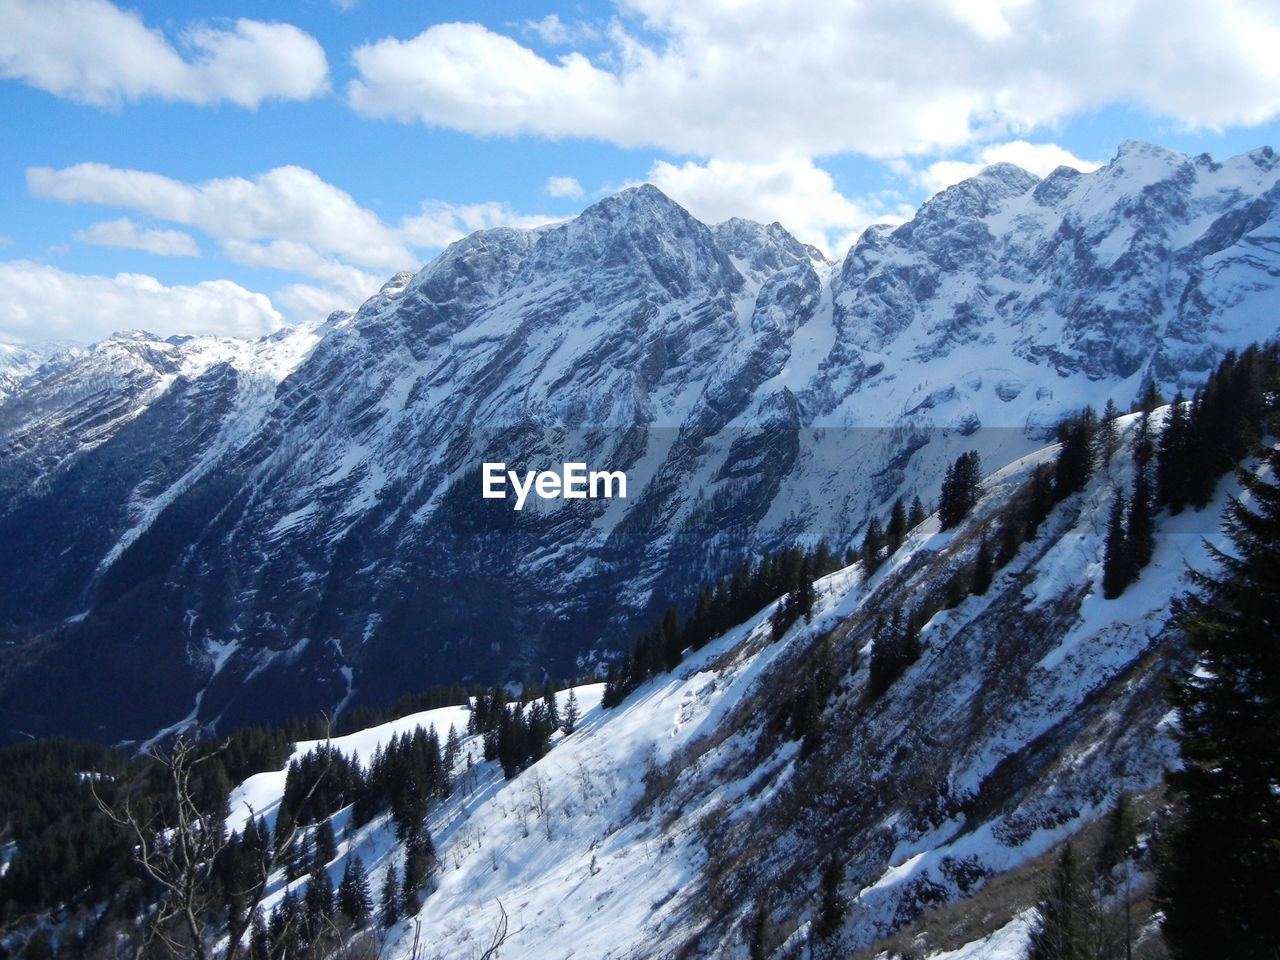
[0,260,283,343]
[346,1,1280,161]
[645,157,912,256]
[913,140,1102,195]
[220,239,383,306]
[521,14,600,46]
[275,282,359,322]
[75,218,200,257]
[28,163,413,271]
[0,0,329,108]
[26,161,557,327]
[400,201,561,249]
[544,175,585,199]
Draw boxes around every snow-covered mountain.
[219,411,1217,959]
[1,140,1278,743]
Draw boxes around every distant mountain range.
[2,140,1278,744]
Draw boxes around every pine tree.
[380,863,401,929]
[815,856,847,940]
[402,826,436,914]
[248,907,271,960]
[1025,462,1057,540]
[541,680,560,730]
[886,496,908,551]
[1096,793,1137,889]
[939,450,982,530]
[971,537,994,596]
[861,515,885,570]
[1101,492,1130,600]
[908,495,927,530]
[1027,843,1089,960]
[868,611,921,701]
[338,855,373,928]
[748,902,769,960]
[1126,467,1155,578]
[1138,380,1164,414]
[1157,446,1280,958]
[1053,407,1097,501]
[1097,398,1121,465]
[304,862,334,930]
[563,689,580,735]
[312,817,337,868]
[1156,392,1191,513]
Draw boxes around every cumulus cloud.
[28,163,413,271]
[219,239,384,307]
[275,282,360,323]
[346,0,1280,161]
[400,201,562,249]
[0,260,283,343]
[912,140,1102,195]
[544,175,585,199]
[75,218,200,257]
[0,0,329,108]
[645,157,913,256]
[26,161,558,328]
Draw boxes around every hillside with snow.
[207,409,1230,959]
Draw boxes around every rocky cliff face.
[1,142,1277,743]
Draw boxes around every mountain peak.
[576,182,696,230]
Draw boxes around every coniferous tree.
[1126,466,1155,578]
[541,680,560,731]
[1156,392,1191,514]
[248,907,271,960]
[312,817,337,869]
[1138,380,1164,415]
[271,889,301,960]
[748,902,769,960]
[908,495,927,530]
[563,689,580,735]
[971,537,994,596]
[1053,407,1097,501]
[815,856,848,940]
[1026,843,1089,960]
[1097,398,1121,465]
[303,862,334,931]
[402,825,436,914]
[1096,793,1137,889]
[1025,462,1057,540]
[338,855,373,928]
[996,516,1024,568]
[886,496,908,551]
[1101,492,1130,600]
[861,515,886,570]
[1157,447,1280,958]
[380,864,401,929]
[939,451,982,530]
[868,610,922,700]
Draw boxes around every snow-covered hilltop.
[1,141,1278,743]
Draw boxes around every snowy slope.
[221,411,1233,958]
[2,141,1279,743]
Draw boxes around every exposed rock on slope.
[0,143,1277,741]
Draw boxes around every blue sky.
[2,0,1280,344]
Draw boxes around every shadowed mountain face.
[2,143,1279,743]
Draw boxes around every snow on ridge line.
[225,687,605,836]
